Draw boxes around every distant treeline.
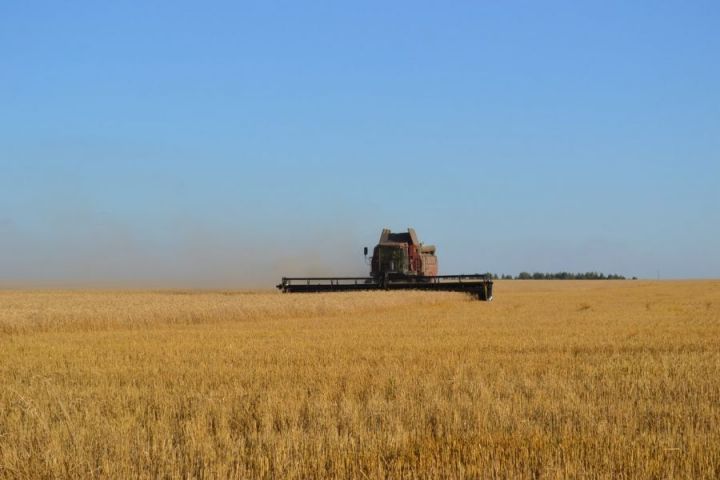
[483,272,630,280]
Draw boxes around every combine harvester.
[277,228,493,300]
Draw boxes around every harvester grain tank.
[277,228,493,300]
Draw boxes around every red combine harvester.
[277,228,493,300]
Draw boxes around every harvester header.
[277,228,493,300]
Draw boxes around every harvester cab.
[370,228,437,280]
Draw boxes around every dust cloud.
[0,214,372,290]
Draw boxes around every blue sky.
[1,0,718,286]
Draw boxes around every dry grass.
[0,281,719,478]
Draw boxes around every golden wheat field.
[0,280,719,479]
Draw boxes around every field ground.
[1,281,719,478]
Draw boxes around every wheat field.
[0,281,718,478]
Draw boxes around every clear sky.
[1,1,718,287]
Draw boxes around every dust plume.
[0,207,371,289]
